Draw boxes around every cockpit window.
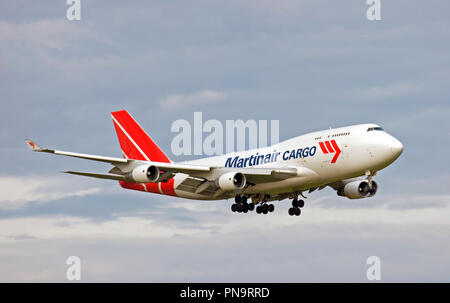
[367,127,384,132]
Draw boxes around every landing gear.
[231,195,254,214]
[233,195,305,216]
[289,198,304,216]
[231,204,237,212]
[292,198,304,208]
[256,205,262,214]
[235,195,246,204]
[255,203,274,215]
[288,207,301,216]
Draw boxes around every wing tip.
[24,139,44,152]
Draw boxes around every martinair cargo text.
[26,110,403,216]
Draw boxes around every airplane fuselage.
[158,123,403,201]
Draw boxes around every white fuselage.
[172,123,403,200]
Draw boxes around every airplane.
[25,110,403,216]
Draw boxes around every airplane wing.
[25,139,210,174]
[25,139,128,164]
[25,139,316,189]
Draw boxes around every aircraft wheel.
[248,203,255,211]
[256,206,262,214]
[288,208,295,216]
[298,200,305,208]
[231,204,237,212]
[295,208,301,216]
[292,199,299,208]
[237,204,243,213]
[262,204,269,214]
[268,204,274,212]
[242,203,249,213]
[235,195,242,203]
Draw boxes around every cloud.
[1,192,450,243]
[0,176,101,210]
[384,107,450,132]
[1,214,450,282]
[0,19,104,51]
[0,214,212,243]
[383,194,450,209]
[0,19,118,75]
[239,0,306,14]
[1,0,449,282]
[158,90,226,111]
[347,82,424,101]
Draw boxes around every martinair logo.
[318,140,342,163]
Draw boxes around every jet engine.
[127,165,160,183]
[216,172,246,191]
[337,180,378,199]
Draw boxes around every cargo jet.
[25,110,403,216]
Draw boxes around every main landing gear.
[288,198,304,216]
[255,203,274,215]
[232,195,304,216]
[231,195,254,213]
[231,195,274,215]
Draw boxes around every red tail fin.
[111,110,171,163]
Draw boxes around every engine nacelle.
[338,180,378,199]
[216,172,246,191]
[127,165,160,183]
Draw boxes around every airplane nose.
[391,139,403,157]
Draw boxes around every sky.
[0,0,449,282]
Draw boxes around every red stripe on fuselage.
[160,179,177,196]
[145,182,160,194]
[319,142,329,154]
[330,140,341,164]
[118,179,177,196]
[119,181,146,191]
[325,141,334,153]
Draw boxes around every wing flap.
[175,177,217,196]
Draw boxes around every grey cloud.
[8,234,38,241]
[1,0,450,281]
[1,222,449,282]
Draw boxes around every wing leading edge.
[25,139,317,192]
